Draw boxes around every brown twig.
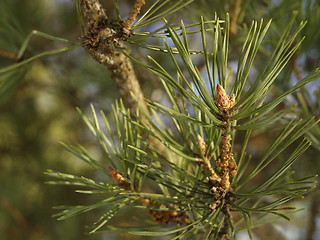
[197,134,221,182]
[80,0,148,116]
[0,49,19,61]
[108,167,190,224]
[230,0,241,35]
[123,0,146,30]
[80,0,168,158]
[291,53,302,81]
[1,198,28,229]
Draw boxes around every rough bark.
[80,0,148,115]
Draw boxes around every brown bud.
[197,134,207,155]
[109,167,131,190]
[216,84,236,111]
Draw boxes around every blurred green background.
[0,0,319,239]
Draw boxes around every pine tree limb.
[79,0,168,156]
[108,166,191,225]
[80,0,148,116]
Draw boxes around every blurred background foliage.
[0,0,319,239]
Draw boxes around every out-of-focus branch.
[0,49,19,61]
[230,0,241,35]
[306,191,320,240]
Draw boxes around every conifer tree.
[1,0,319,239]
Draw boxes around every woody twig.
[109,166,190,224]
[230,0,241,35]
[0,49,19,61]
[123,0,145,30]
[80,0,148,116]
[80,0,169,157]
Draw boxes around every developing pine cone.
[216,84,236,112]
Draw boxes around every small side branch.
[109,167,190,224]
[123,0,146,29]
[230,0,241,35]
[197,134,221,183]
[0,49,19,61]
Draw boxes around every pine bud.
[216,84,236,111]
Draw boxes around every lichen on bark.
[80,0,148,115]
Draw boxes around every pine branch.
[43,3,320,239]
[80,0,148,115]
